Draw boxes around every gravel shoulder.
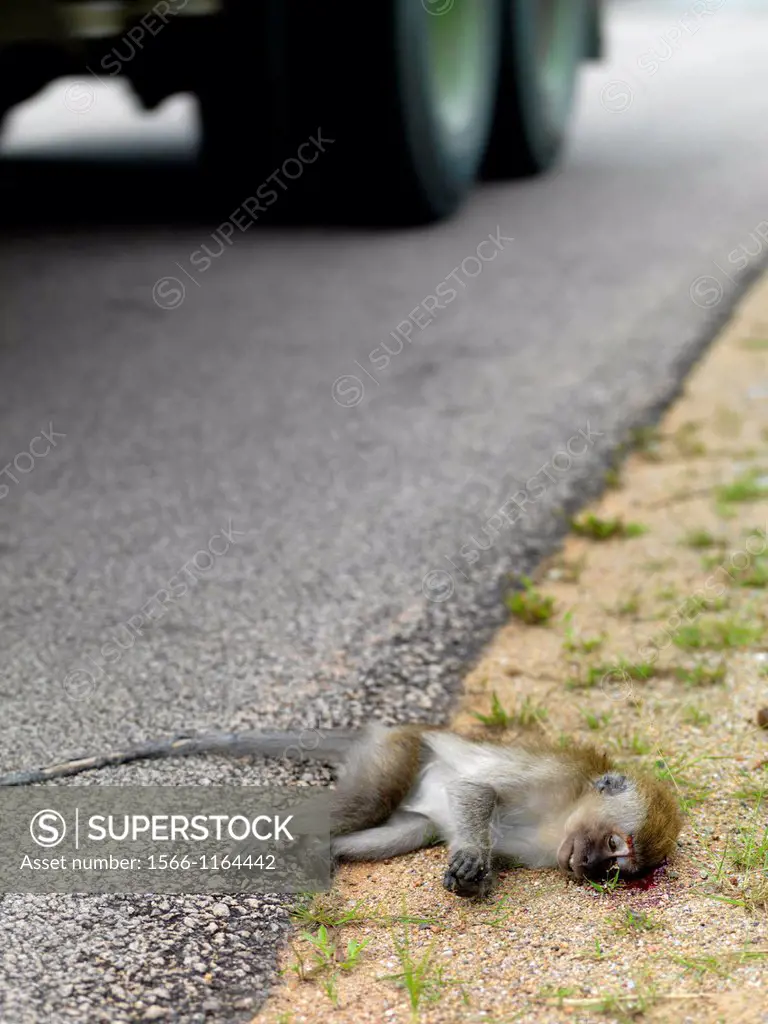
[255,275,768,1024]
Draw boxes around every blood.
[623,861,668,890]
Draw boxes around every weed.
[339,938,370,970]
[670,952,729,980]
[681,529,723,550]
[472,692,513,728]
[583,710,612,731]
[292,923,371,1006]
[613,731,652,756]
[565,633,606,655]
[571,514,648,541]
[567,659,656,692]
[539,985,579,1007]
[612,908,661,934]
[681,704,712,727]
[673,616,762,650]
[473,692,547,730]
[382,919,453,1020]
[716,469,768,504]
[653,753,711,809]
[506,577,555,624]
[547,553,588,583]
[730,557,768,589]
[672,949,768,980]
[612,593,641,618]
[733,772,768,802]
[291,893,378,930]
[604,466,623,489]
[562,613,606,655]
[584,864,622,894]
[673,421,707,457]
[543,978,664,1023]
[741,337,768,350]
[730,818,768,873]
[674,661,727,686]
[629,425,663,461]
[612,659,658,681]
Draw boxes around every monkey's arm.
[441,779,496,898]
[0,730,361,787]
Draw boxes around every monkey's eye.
[607,834,620,853]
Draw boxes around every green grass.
[604,466,623,489]
[613,731,653,756]
[473,691,513,728]
[733,769,768,802]
[563,632,606,655]
[611,908,662,934]
[612,593,641,618]
[629,425,663,461]
[583,710,612,731]
[562,612,606,655]
[381,919,457,1021]
[547,553,587,583]
[566,660,656,691]
[681,704,712,727]
[741,337,768,350]
[672,421,707,458]
[672,616,763,650]
[571,514,648,541]
[291,923,370,1005]
[674,661,727,686]
[653,753,711,810]
[716,469,768,504]
[672,949,768,981]
[473,692,547,730]
[291,896,372,930]
[729,557,768,589]
[506,576,555,624]
[681,529,723,550]
[583,864,623,894]
[730,811,768,873]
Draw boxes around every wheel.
[482,0,590,179]
[195,0,502,225]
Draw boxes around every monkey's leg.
[331,811,433,862]
[330,725,424,836]
[442,780,497,898]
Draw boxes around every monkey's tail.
[0,730,361,787]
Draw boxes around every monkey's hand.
[442,847,492,898]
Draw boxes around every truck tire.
[483,0,589,179]
[196,0,501,225]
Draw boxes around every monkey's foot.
[443,848,491,898]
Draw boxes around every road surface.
[1,1,768,1020]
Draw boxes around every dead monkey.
[327,724,682,896]
[0,723,682,897]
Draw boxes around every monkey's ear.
[594,772,630,795]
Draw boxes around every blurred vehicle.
[0,0,603,223]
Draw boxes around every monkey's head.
[557,770,682,882]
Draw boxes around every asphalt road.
[2,1,768,1020]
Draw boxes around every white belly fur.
[399,733,563,869]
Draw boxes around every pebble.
[143,1008,168,1021]
[211,903,230,919]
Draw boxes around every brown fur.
[632,773,684,867]
[523,738,682,870]
[330,725,438,836]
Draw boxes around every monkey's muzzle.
[557,834,604,881]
